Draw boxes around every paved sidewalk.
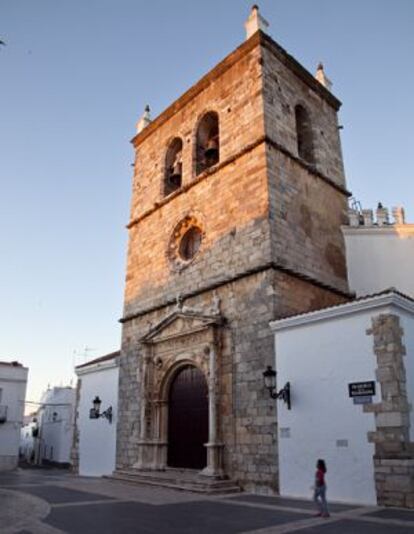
[1,469,413,533]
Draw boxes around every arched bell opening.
[164,137,183,196]
[166,364,209,470]
[295,104,315,165]
[195,111,220,176]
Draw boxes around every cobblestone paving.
[1,469,413,533]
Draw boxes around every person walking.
[313,459,330,517]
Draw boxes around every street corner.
[0,487,51,533]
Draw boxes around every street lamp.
[89,396,113,423]
[263,366,291,410]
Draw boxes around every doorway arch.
[167,364,208,469]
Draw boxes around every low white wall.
[38,387,76,465]
[77,362,119,477]
[274,309,381,505]
[343,226,414,298]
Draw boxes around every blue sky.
[1,0,413,404]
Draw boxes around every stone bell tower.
[116,6,351,493]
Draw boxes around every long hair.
[317,459,327,473]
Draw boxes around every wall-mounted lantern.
[263,366,291,410]
[89,396,112,423]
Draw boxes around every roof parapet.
[346,203,407,227]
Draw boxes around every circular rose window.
[168,215,204,270]
[179,226,202,261]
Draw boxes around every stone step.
[107,469,241,495]
[115,468,238,488]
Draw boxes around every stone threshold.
[107,468,240,495]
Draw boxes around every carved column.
[201,342,224,478]
[134,345,152,469]
[152,399,168,470]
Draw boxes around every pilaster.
[366,314,414,508]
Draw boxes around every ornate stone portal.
[133,301,225,478]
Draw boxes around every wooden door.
[167,365,208,469]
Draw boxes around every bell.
[204,138,219,161]
[169,161,182,187]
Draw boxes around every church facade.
[116,8,352,493]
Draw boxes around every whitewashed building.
[270,289,414,508]
[34,386,76,467]
[0,361,28,470]
[20,415,38,463]
[73,351,119,476]
[343,204,414,298]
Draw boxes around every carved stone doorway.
[167,365,208,469]
[134,308,225,478]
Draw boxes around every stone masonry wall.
[261,40,345,189]
[267,147,349,294]
[117,269,345,492]
[262,37,349,296]
[130,42,264,222]
[124,40,269,319]
[124,144,270,318]
[117,31,350,493]
[366,314,414,508]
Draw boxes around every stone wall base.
[375,458,414,508]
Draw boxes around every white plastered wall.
[77,361,119,477]
[343,227,414,298]
[0,365,28,470]
[39,387,76,464]
[273,308,383,505]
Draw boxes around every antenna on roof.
[73,346,97,365]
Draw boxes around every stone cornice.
[270,291,414,332]
[342,225,414,236]
[120,261,352,323]
[131,32,263,148]
[127,135,351,229]
[265,137,350,198]
[260,32,341,111]
[127,136,265,229]
[131,31,341,149]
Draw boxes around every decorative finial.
[175,293,183,311]
[392,206,405,225]
[315,63,333,91]
[213,293,221,314]
[136,105,151,134]
[376,203,389,226]
[245,4,269,40]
